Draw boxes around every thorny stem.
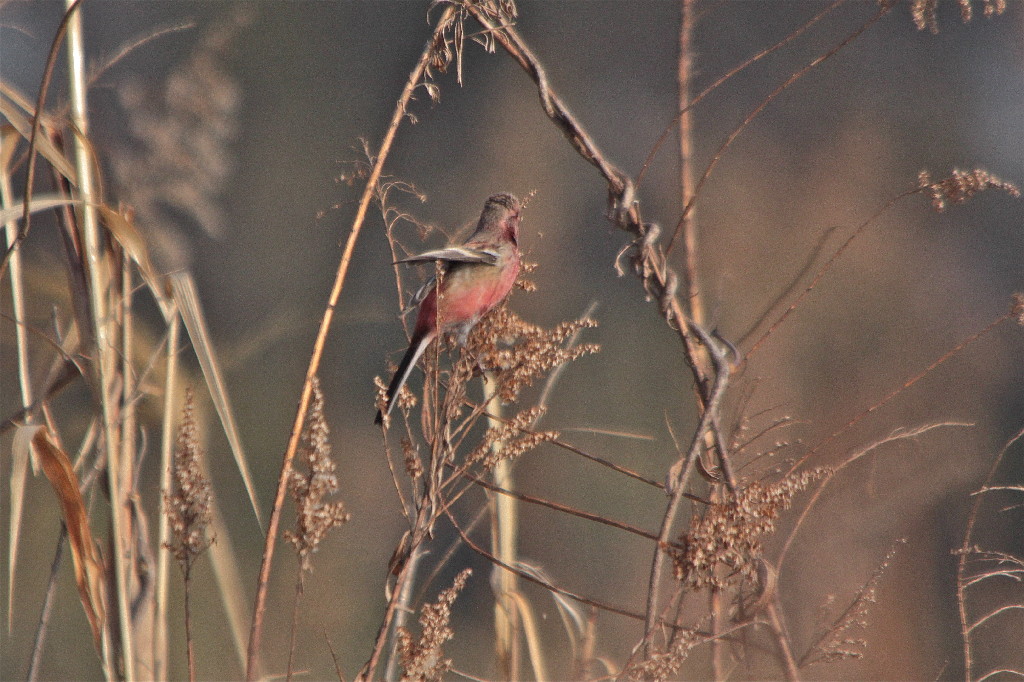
[467,6,746,664]
[465,2,714,392]
[244,6,457,679]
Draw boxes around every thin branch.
[664,0,897,254]
[442,506,645,622]
[744,187,919,361]
[244,6,458,679]
[637,0,850,187]
[957,423,1024,682]
[643,323,734,657]
[786,311,1011,476]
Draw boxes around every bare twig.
[244,7,458,679]
[957,423,1024,682]
[643,323,734,657]
[664,1,897,254]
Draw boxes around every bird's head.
[480,193,521,245]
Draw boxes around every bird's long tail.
[375,332,433,425]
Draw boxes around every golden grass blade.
[1,124,19,169]
[208,504,255,675]
[0,93,77,184]
[24,425,106,653]
[0,194,81,224]
[96,204,162,299]
[8,426,33,633]
[169,271,263,527]
[506,590,549,682]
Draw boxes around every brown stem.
[184,564,196,682]
[678,0,701,329]
[287,572,304,682]
[243,7,457,679]
[766,597,800,682]
[643,322,733,656]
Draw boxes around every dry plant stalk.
[164,389,214,682]
[284,377,350,681]
[245,8,459,677]
[285,377,351,570]
[395,568,472,682]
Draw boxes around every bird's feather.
[396,246,499,265]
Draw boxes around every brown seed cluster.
[1011,293,1024,327]
[919,168,1020,212]
[910,0,1007,33]
[622,630,699,682]
[466,304,599,405]
[468,406,557,469]
[285,378,350,570]
[396,568,472,682]
[673,469,827,590]
[165,389,214,567]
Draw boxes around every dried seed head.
[919,168,1020,212]
[468,406,558,469]
[1011,293,1024,326]
[622,629,700,681]
[285,377,350,571]
[164,388,214,568]
[672,468,828,590]
[909,0,1005,32]
[397,568,472,682]
[465,304,599,405]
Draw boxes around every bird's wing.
[403,275,436,313]
[395,246,499,266]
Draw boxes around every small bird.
[375,193,522,424]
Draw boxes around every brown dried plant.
[283,376,350,681]
[395,568,472,682]
[111,8,250,267]
[621,629,700,682]
[802,539,905,667]
[919,168,1020,213]
[163,388,214,682]
[910,0,1007,33]
[672,468,828,591]
[165,388,214,571]
[284,376,351,573]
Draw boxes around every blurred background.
[3,1,1024,679]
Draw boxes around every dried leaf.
[27,426,106,653]
[96,203,162,296]
[0,94,77,184]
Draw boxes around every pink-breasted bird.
[375,193,522,424]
